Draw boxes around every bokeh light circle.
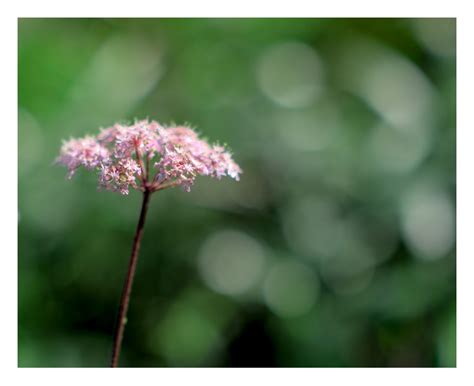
[198,230,266,296]
[256,41,324,108]
[401,185,455,260]
[263,260,320,318]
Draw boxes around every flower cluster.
[56,120,242,194]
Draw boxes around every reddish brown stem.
[110,189,152,367]
[134,143,147,187]
[145,153,151,182]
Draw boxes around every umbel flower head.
[56,119,242,194]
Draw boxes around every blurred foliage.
[18,18,456,367]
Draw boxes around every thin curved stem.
[151,180,180,192]
[134,143,147,187]
[110,189,152,367]
[145,153,151,182]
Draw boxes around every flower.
[56,136,110,178]
[56,120,242,195]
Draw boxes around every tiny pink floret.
[56,120,242,195]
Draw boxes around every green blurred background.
[18,18,456,367]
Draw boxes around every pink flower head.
[56,119,242,195]
[57,136,110,178]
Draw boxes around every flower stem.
[110,189,152,367]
